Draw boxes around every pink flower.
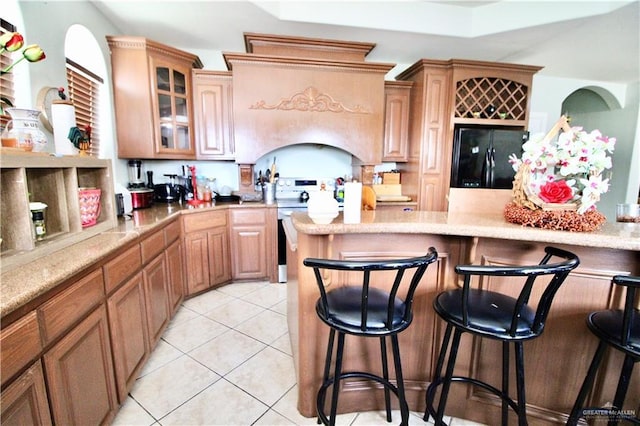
[538,180,573,203]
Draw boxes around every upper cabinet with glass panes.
[106,36,203,159]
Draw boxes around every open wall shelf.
[0,153,117,271]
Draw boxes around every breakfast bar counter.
[289,210,639,425]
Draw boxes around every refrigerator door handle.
[482,148,491,188]
[489,148,496,188]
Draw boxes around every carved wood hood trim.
[249,86,371,114]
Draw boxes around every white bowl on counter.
[308,211,339,224]
[307,189,340,224]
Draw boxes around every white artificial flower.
[511,120,615,214]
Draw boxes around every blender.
[127,160,146,189]
[127,159,154,209]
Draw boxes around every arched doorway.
[562,86,638,220]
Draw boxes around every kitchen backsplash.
[117,144,398,194]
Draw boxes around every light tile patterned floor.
[112,280,486,426]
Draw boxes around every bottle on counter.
[203,180,212,202]
[29,202,48,241]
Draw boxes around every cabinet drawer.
[103,244,142,294]
[182,210,227,233]
[140,230,165,264]
[38,269,105,345]
[164,220,181,245]
[230,208,266,226]
[1,312,42,386]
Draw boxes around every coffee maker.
[127,160,146,189]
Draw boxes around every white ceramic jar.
[307,188,339,224]
[1,108,48,152]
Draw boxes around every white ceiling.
[91,0,639,84]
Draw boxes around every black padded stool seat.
[435,289,537,338]
[568,275,640,425]
[304,248,438,426]
[317,286,409,334]
[424,246,580,426]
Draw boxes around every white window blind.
[66,58,103,156]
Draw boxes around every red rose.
[539,181,573,203]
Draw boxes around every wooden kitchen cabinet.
[107,272,149,403]
[164,219,185,314]
[106,36,203,159]
[142,252,170,347]
[382,81,412,162]
[229,208,277,281]
[166,238,185,314]
[184,230,211,295]
[102,241,147,403]
[192,70,235,160]
[182,210,231,295]
[1,361,52,426]
[396,59,541,210]
[207,226,232,286]
[1,217,187,424]
[44,305,118,425]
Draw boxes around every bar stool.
[304,247,438,426]
[567,275,639,425]
[424,246,580,426]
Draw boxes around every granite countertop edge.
[0,202,272,319]
[290,210,640,251]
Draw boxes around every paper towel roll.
[51,101,79,155]
[343,181,362,224]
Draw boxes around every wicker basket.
[79,188,101,228]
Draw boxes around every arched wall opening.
[64,24,112,159]
[561,86,639,219]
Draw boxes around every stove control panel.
[275,177,336,199]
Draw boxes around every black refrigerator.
[451,126,529,189]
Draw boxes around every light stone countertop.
[0,201,273,319]
[291,210,640,251]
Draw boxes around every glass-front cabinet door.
[152,57,195,156]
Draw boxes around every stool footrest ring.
[425,376,521,425]
[317,371,404,425]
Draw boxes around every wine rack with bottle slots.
[0,153,117,271]
[455,77,529,121]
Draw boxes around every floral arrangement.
[0,32,46,75]
[504,116,616,231]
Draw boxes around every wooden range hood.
[224,33,395,165]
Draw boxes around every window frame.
[65,58,103,156]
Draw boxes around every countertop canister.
[343,181,362,224]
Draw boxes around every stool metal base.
[317,329,410,426]
[424,324,528,426]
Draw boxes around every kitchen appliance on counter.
[275,177,341,282]
[451,126,529,189]
[127,160,154,209]
[130,188,154,209]
[127,159,146,189]
[154,174,185,203]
